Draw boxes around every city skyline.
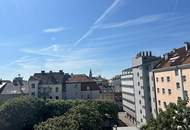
[0,0,190,80]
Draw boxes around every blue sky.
[0,0,190,80]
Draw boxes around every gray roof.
[0,81,29,95]
[29,71,70,85]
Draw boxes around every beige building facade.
[154,43,190,112]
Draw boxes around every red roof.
[156,46,190,69]
[67,74,91,82]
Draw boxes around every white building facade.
[121,68,136,124]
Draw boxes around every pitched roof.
[0,81,29,94]
[155,45,190,69]
[29,71,70,84]
[67,74,92,83]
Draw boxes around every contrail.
[73,0,121,47]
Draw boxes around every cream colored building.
[28,70,70,99]
[154,42,190,112]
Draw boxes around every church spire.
[89,69,92,79]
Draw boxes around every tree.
[142,99,190,130]
[44,99,73,118]
[34,103,103,130]
[0,96,46,130]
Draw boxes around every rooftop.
[29,70,70,84]
[155,42,190,69]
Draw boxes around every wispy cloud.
[73,0,121,47]
[43,26,65,33]
[21,44,65,58]
[98,13,170,29]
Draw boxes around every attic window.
[169,56,179,63]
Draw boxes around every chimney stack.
[163,53,169,60]
[149,51,152,56]
[184,42,190,51]
[146,51,149,56]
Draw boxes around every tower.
[89,69,92,79]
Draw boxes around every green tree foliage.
[0,96,118,130]
[44,99,73,118]
[34,104,103,130]
[0,96,46,130]
[142,100,190,130]
[0,100,4,106]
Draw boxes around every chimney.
[184,42,190,51]
[0,79,2,85]
[163,53,169,60]
[41,70,45,73]
[49,70,52,73]
[141,51,145,57]
[59,70,64,74]
[146,51,149,56]
[149,51,152,56]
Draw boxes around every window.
[141,118,143,123]
[157,88,160,93]
[49,96,52,99]
[137,72,139,77]
[158,100,161,105]
[31,84,35,89]
[56,96,59,99]
[138,82,140,86]
[56,87,59,92]
[184,91,188,100]
[178,97,181,101]
[139,91,141,95]
[156,77,159,82]
[87,94,90,99]
[182,75,186,82]
[139,100,141,104]
[168,89,172,95]
[49,88,52,93]
[140,109,142,114]
[163,102,167,108]
[175,69,179,76]
[161,77,164,82]
[176,82,180,89]
[31,92,35,96]
[162,88,165,94]
[167,76,170,82]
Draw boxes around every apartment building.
[28,70,70,99]
[121,68,136,124]
[154,42,190,112]
[65,74,100,100]
[111,75,121,93]
[132,51,161,126]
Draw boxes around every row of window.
[157,82,182,94]
[157,88,172,95]
[158,97,182,107]
[31,84,60,93]
[156,75,186,82]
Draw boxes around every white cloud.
[98,13,170,29]
[43,26,65,33]
[15,44,103,79]
[21,44,64,58]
